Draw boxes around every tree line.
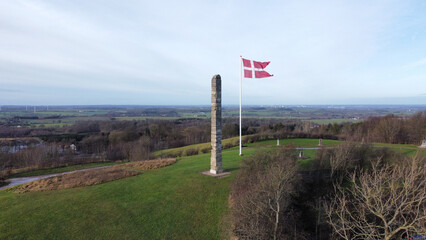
[0,113,425,179]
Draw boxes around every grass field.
[1,105,423,130]
[154,136,240,157]
[1,139,425,239]
[307,118,360,124]
[0,147,253,239]
[154,137,341,158]
[32,123,73,128]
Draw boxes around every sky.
[0,0,426,105]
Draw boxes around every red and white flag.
[242,57,273,78]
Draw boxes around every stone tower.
[210,74,223,174]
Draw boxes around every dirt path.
[0,166,108,190]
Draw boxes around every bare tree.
[0,147,10,180]
[260,161,299,240]
[325,156,426,240]
[231,148,302,239]
[329,142,355,183]
[374,116,402,144]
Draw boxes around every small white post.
[277,138,280,146]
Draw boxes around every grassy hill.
[0,147,252,239]
[0,138,424,239]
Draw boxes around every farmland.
[1,105,424,128]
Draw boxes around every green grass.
[115,116,180,121]
[0,148,254,240]
[307,118,360,124]
[33,123,73,128]
[1,138,424,239]
[368,142,425,157]
[249,138,341,148]
[296,149,316,169]
[155,136,241,157]
[372,142,419,149]
[154,137,340,158]
[7,162,117,179]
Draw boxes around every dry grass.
[14,158,176,193]
[113,158,176,171]
[15,168,139,193]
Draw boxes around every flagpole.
[239,56,242,156]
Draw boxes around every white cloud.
[0,0,425,105]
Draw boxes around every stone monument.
[210,75,223,174]
[318,138,323,146]
[419,140,426,149]
[201,75,230,178]
[277,138,280,146]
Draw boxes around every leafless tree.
[325,156,426,240]
[373,116,402,144]
[260,161,299,240]
[0,147,10,179]
[231,148,302,239]
[329,142,355,183]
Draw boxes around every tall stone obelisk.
[210,74,223,174]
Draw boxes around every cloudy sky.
[1,0,425,105]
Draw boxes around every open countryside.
[1,106,425,239]
[1,1,426,239]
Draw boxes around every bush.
[200,147,210,153]
[182,147,198,156]
[223,142,234,149]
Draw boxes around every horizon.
[1,104,426,108]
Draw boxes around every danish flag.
[242,57,273,78]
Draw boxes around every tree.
[325,156,426,240]
[373,115,402,144]
[231,148,301,239]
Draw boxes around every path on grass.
[0,166,108,190]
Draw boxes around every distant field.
[115,116,181,121]
[32,123,73,128]
[0,138,425,239]
[307,118,360,124]
[1,105,423,128]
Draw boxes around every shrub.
[200,147,210,153]
[182,147,198,156]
